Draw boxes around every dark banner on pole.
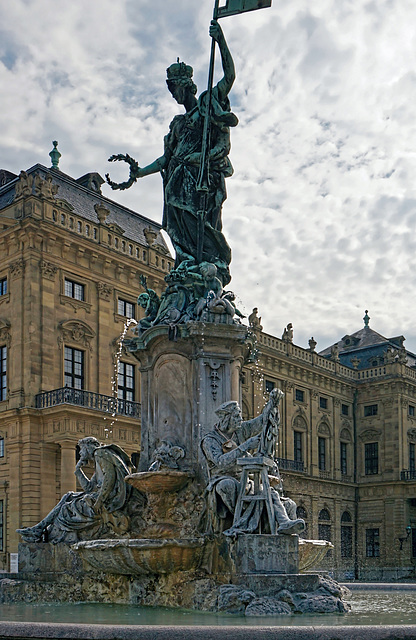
[217,0,272,19]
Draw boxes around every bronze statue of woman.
[106,20,238,287]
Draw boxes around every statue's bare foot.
[277,519,305,535]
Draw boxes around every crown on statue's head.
[166,58,194,82]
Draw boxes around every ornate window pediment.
[359,428,381,442]
[318,421,331,436]
[293,415,307,431]
[0,319,11,347]
[340,428,352,442]
[58,320,95,351]
[407,428,416,443]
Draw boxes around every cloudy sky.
[2,0,416,353]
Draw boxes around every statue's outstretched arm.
[106,154,167,191]
[210,20,235,102]
[138,155,167,177]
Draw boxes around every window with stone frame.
[318,436,326,471]
[265,379,275,394]
[0,346,6,401]
[409,405,415,417]
[410,442,415,473]
[364,404,378,417]
[0,278,7,297]
[118,362,135,402]
[64,278,85,301]
[294,430,303,463]
[0,436,4,458]
[341,511,353,558]
[64,346,84,389]
[365,442,379,475]
[318,508,332,556]
[118,298,135,319]
[0,499,3,551]
[340,441,348,476]
[319,396,328,410]
[366,528,380,557]
[295,388,304,403]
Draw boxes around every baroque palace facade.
[0,154,415,581]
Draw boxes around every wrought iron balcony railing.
[400,470,416,481]
[277,457,305,472]
[35,387,141,419]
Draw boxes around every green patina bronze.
[106,1,271,333]
[49,141,61,170]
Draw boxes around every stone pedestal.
[204,534,299,577]
[228,534,299,575]
[126,322,249,480]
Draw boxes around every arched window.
[318,508,332,556]
[293,415,307,467]
[341,510,353,557]
[317,422,331,474]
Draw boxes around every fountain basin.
[73,537,205,575]
[299,539,333,572]
[125,471,193,494]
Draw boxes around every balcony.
[400,470,416,481]
[35,387,141,419]
[277,457,305,472]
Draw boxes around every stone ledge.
[230,572,320,596]
[0,622,416,640]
